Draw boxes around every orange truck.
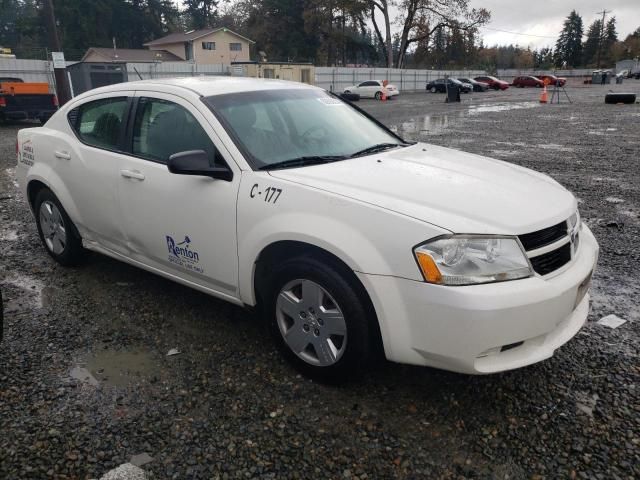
[0,77,58,123]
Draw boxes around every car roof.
[77,76,322,98]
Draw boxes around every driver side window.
[132,97,219,166]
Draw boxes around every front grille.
[529,242,571,275]
[518,221,567,251]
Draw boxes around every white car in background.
[16,77,597,382]
[343,79,399,99]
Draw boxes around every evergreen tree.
[555,10,583,67]
[183,0,218,30]
[583,19,602,66]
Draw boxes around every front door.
[116,93,240,298]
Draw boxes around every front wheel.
[34,188,85,266]
[266,256,375,382]
[430,86,437,93]
[374,91,382,100]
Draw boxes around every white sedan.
[343,79,399,99]
[16,77,597,381]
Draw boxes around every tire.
[264,255,375,382]
[34,188,85,266]
[375,91,382,100]
[604,93,636,104]
[430,87,437,93]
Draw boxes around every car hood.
[268,143,576,235]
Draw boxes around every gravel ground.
[1,83,639,480]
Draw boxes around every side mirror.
[167,150,233,181]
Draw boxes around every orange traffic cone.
[539,85,548,103]
[381,90,387,102]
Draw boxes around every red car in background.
[474,75,510,90]
[512,75,544,88]
[537,74,567,87]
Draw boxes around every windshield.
[204,89,405,170]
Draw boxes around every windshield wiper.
[259,155,347,171]
[349,143,407,158]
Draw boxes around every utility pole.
[595,9,611,69]
[42,0,71,105]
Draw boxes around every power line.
[479,26,558,39]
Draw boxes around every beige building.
[232,62,315,85]
[144,27,253,65]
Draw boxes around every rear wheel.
[34,188,85,266]
[430,86,437,93]
[265,255,374,382]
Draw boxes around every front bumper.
[358,224,599,374]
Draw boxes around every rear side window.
[132,97,218,166]
[69,97,128,150]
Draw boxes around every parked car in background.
[426,78,472,94]
[343,80,399,99]
[474,75,510,90]
[457,78,489,92]
[537,74,567,87]
[458,79,474,92]
[512,76,544,88]
[0,78,58,124]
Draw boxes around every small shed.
[231,62,315,85]
[67,62,127,95]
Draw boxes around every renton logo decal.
[166,235,203,273]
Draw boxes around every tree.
[397,0,489,68]
[583,19,602,66]
[555,10,583,67]
[621,26,640,59]
[183,0,218,29]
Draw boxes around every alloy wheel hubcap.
[276,279,347,367]
[39,201,67,255]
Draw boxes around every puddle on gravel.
[3,167,19,189]
[490,149,519,157]
[0,230,18,241]
[1,273,46,309]
[390,102,540,138]
[390,112,463,137]
[536,143,575,153]
[75,348,157,387]
[606,196,625,204]
[468,101,538,114]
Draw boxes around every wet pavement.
[1,84,639,479]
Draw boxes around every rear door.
[116,92,241,298]
[64,92,134,253]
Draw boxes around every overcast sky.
[470,0,639,49]
[209,1,639,51]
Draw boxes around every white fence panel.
[315,67,486,92]
[126,62,228,81]
[497,68,593,81]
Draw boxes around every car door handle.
[54,150,71,160]
[120,169,145,181]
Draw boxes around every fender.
[239,212,391,306]
[25,166,85,234]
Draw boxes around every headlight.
[568,209,581,253]
[414,235,532,286]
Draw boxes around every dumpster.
[445,83,461,103]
